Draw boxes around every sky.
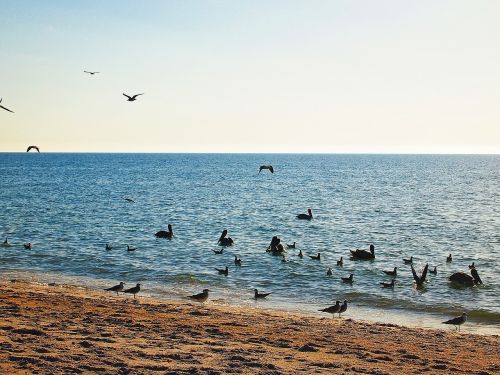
[0,0,499,153]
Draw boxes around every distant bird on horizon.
[0,98,14,113]
[411,263,429,287]
[319,300,341,318]
[189,289,210,302]
[254,289,271,299]
[442,312,467,331]
[105,282,124,295]
[259,165,274,173]
[84,71,100,75]
[26,145,39,153]
[122,283,141,299]
[297,208,313,220]
[341,273,354,284]
[383,267,397,277]
[123,93,144,101]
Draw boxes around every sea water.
[0,153,498,334]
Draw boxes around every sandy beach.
[0,280,498,374]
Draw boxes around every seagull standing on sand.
[383,267,397,276]
[122,283,141,299]
[442,312,467,331]
[319,301,341,318]
[26,145,40,153]
[123,93,144,101]
[105,282,125,295]
[0,98,14,113]
[189,289,210,302]
[338,300,348,318]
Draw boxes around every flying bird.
[259,165,274,173]
[0,98,14,113]
[123,93,144,101]
[84,71,100,75]
[26,145,40,153]
[442,312,467,331]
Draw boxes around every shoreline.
[1,280,499,374]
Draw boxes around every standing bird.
[26,145,40,153]
[155,224,173,239]
[341,273,354,284]
[105,282,124,295]
[215,266,229,276]
[383,267,397,276]
[296,208,313,220]
[287,242,296,249]
[338,300,348,318]
[84,70,100,75]
[189,289,210,302]
[122,283,141,299]
[297,249,304,258]
[234,255,242,266]
[259,165,274,173]
[447,254,453,262]
[123,93,144,101]
[411,264,429,287]
[319,301,341,318]
[442,312,467,331]
[254,289,271,299]
[0,98,14,113]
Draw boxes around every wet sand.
[1,280,498,374]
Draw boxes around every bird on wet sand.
[254,289,271,299]
[155,224,173,239]
[337,257,343,266]
[259,165,274,173]
[105,282,124,295]
[350,244,375,260]
[447,254,453,262]
[123,283,141,299]
[216,266,229,276]
[403,256,413,264]
[341,274,354,284]
[319,301,341,318]
[26,145,39,153]
[442,312,467,331]
[309,252,321,260]
[380,279,396,288]
[411,264,428,287]
[189,289,210,302]
[0,98,14,113]
[296,208,313,220]
[383,267,397,276]
[234,255,242,266]
[123,93,144,101]
[338,300,348,318]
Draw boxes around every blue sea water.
[0,153,499,333]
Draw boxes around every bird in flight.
[27,145,40,153]
[84,71,100,75]
[259,165,274,173]
[0,98,14,113]
[123,93,144,101]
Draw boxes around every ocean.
[1,153,498,333]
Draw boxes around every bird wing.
[132,93,144,99]
[269,166,274,173]
[0,105,14,113]
[420,263,429,284]
[411,264,420,284]
[123,93,132,99]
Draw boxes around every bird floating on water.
[84,70,99,75]
[1,238,11,247]
[296,208,313,220]
[411,263,428,287]
[23,243,32,250]
[287,242,296,249]
[449,269,482,286]
[326,268,333,276]
[447,254,453,262]
[254,289,271,299]
[337,257,343,266]
[297,249,303,258]
[212,248,224,255]
[123,93,144,101]
[309,252,320,260]
[429,266,437,275]
[105,243,112,251]
[319,300,341,318]
[105,282,124,295]
[403,256,413,264]
[189,289,210,302]
[380,279,396,288]
[342,273,354,284]
[127,245,136,252]
[122,283,141,299]
[259,165,274,173]
[26,145,39,153]
[383,267,397,276]
[155,224,173,239]
[468,262,475,269]
[234,255,242,266]
[218,229,234,246]
[350,244,375,260]
[442,312,467,331]
[215,266,229,276]
[0,98,14,113]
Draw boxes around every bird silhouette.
[84,71,100,75]
[0,98,14,113]
[122,283,141,299]
[411,264,429,287]
[105,282,124,295]
[26,145,40,153]
[123,93,144,101]
[259,165,274,173]
[341,273,354,283]
[189,289,210,302]
[254,289,271,299]
[442,312,467,331]
[319,301,341,318]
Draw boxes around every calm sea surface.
[1,153,499,333]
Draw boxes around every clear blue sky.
[1,0,499,153]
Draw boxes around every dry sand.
[1,280,498,374]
